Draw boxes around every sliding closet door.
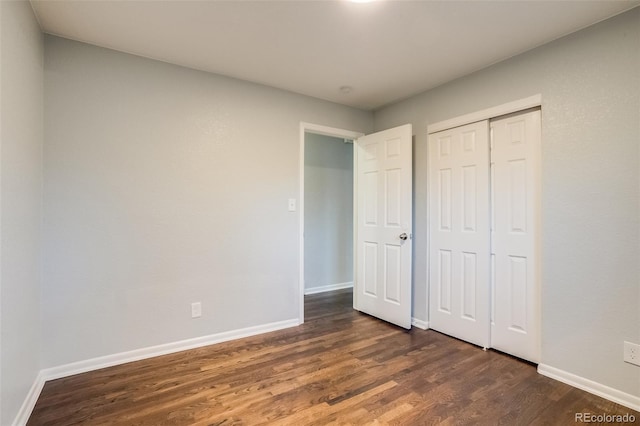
[428,121,490,348]
[490,110,541,363]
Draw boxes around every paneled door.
[428,121,491,347]
[490,110,541,363]
[355,124,413,329]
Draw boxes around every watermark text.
[575,412,636,423]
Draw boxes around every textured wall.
[42,36,372,368]
[0,1,44,424]
[374,8,640,397]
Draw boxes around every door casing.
[299,122,363,324]
[299,123,413,329]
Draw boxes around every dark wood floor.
[29,289,638,425]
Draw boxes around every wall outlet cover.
[191,302,202,318]
[623,341,640,366]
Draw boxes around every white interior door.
[428,121,491,347]
[354,124,412,329]
[490,110,541,363]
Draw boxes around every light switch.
[288,198,296,212]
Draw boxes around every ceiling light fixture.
[339,85,353,94]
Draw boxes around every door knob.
[399,233,408,241]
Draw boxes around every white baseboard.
[411,318,429,330]
[13,318,298,425]
[12,371,47,426]
[14,323,639,423]
[304,281,353,295]
[538,364,640,412]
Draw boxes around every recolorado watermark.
[575,412,636,423]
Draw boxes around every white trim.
[411,318,429,330]
[304,281,353,295]
[13,319,297,424]
[299,122,364,325]
[300,123,363,141]
[15,328,639,424]
[41,318,298,381]
[427,94,542,134]
[352,133,359,314]
[299,124,305,324]
[538,364,640,412]
[12,371,46,426]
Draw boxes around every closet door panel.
[490,110,541,363]
[428,121,490,348]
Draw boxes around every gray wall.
[0,1,44,424]
[304,133,353,293]
[3,5,638,420]
[374,8,640,397]
[42,35,372,368]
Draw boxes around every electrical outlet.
[191,302,202,318]
[623,341,640,366]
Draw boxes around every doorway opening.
[298,123,363,324]
[303,133,354,295]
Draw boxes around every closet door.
[490,110,541,363]
[428,121,490,348]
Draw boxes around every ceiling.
[31,0,639,111]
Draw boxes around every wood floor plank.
[28,289,639,425]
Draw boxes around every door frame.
[427,94,542,135]
[298,122,364,324]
